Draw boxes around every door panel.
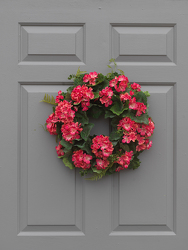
[1,1,188,249]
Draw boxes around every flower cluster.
[91,135,114,170]
[99,86,113,107]
[116,151,133,172]
[128,97,147,116]
[83,71,98,85]
[55,100,75,123]
[72,149,93,169]
[109,75,129,92]
[46,113,58,135]
[55,141,65,157]
[71,85,94,111]
[61,121,83,142]
[55,90,64,104]
[42,63,155,180]
[46,98,83,143]
[117,117,155,152]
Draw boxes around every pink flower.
[128,97,147,116]
[131,82,141,92]
[91,135,114,159]
[55,100,75,123]
[72,150,92,169]
[83,72,98,85]
[95,158,109,170]
[61,122,83,142]
[99,86,113,107]
[115,75,129,92]
[116,151,133,171]
[46,113,58,135]
[55,141,64,157]
[147,140,153,149]
[55,90,64,103]
[120,92,131,102]
[71,84,94,111]
[100,96,113,107]
[83,74,91,83]
[118,117,135,132]
[129,97,138,110]
[135,102,147,116]
[109,76,118,87]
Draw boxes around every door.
[0,1,188,249]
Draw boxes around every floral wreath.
[41,59,155,180]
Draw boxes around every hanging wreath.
[41,59,155,180]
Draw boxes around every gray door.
[1,1,188,249]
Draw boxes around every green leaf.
[74,77,84,86]
[68,74,76,80]
[104,110,116,119]
[93,92,100,99]
[118,69,125,75]
[92,167,103,174]
[120,143,130,152]
[85,171,107,181]
[74,140,86,148]
[76,67,87,76]
[128,158,141,170]
[60,138,72,150]
[75,111,89,125]
[109,130,123,141]
[134,91,147,105]
[65,92,71,101]
[63,147,71,153]
[89,105,104,119]
[80,123,94,141]
[99,79,109,90]
[127,112,149,124]
[96,73,105,84]
[111,140,118,147]
[67,86,74,94]
[128,142,137,154]
[40,94,57,106]
[111,116,120,128]
[143,91,150,97]
[62,156,75,170]
[110,99,124,115]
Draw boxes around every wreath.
[41,59,155,180]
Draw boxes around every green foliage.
[143,91,150,97]
[39,123,47,132]
[110,99,124,115]
[89,105,104,119]
[76,67,87,76]
[126,112,149,125]
[104,110,116,119]
[93,92,100,99]
[128,157,141,170]
[40,94,57,105]
[134,91,147,105]
[62,154,75,170]
[120,143,130,152]
[75,110,89,125]
[66,86,74,94]
[111,116,120,128]
[85,170,107,181]
[80,123,94,141]
[118,69,125,75]
[109,130,123,141]
[60,138,72,150]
